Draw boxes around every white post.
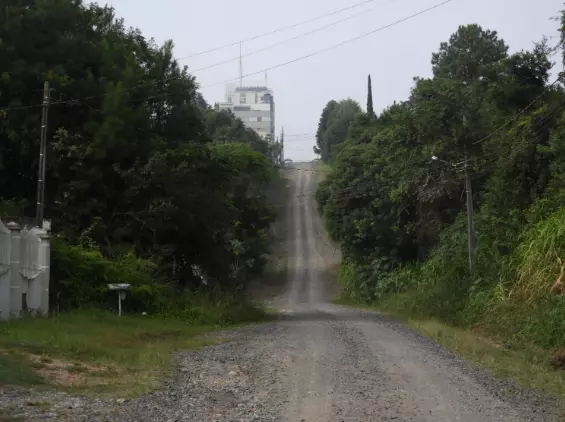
[7,222,21,319]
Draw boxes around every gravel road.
[4,161,559,421]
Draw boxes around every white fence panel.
[0,220,11,320]
[0,221,50,319]
[20,227,41,282]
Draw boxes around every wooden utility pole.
[35,81,50,228]
[464,152,476,272]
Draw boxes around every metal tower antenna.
[265,71,268,88]
[239,41,243,87]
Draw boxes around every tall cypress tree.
[367,74,374,117]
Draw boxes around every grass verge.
[0,306,266,398]
[406,318,565,397]
[314,160,331,182]
[339,297,565,400]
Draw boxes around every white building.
[218,82,275,141]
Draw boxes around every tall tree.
[315,99,361,162]
[314,100,338,159]
[367,74,375,117]
[431,24,508,82]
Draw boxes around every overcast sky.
[103,0,563,161]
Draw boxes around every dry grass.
[550,348,565,369]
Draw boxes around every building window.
[239,93,246,104]
[263,117,271,122]
[249,116,258,122]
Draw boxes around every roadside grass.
[314,160,331,182]
[0,415,25,422]
[405,318,565,398]
[0,307,266,398]
[337,297,565,400]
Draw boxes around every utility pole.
[35,81,50,228]
[431,151,476,273]
[464,151,476,272]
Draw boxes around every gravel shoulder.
[2,161,561,421]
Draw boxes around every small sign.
[108,284,130,291]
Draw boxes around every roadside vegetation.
[0,0,281,392]
[316,7,565,396]
[0,307,268,397]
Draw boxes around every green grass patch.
[0,351,45,386]
[0,415,25,422]
[0,305,266,397]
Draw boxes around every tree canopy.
[317,15,565,339]
[314,99,361,162]
[0,0,279,295]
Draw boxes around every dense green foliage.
[0,0,280,309]
[317,17,565,350]
[314,99,361,162]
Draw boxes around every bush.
[50,236,267,324]
[155,292,267,325]
[315,179,332,211]
[50,236,166,313]
[339,260,369,302]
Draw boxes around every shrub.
[50,236,165,313]
[510,207,565,303]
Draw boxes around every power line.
[468,100,565,179]
[181,0,382,59]
[2,0,452,112]
[107,0,454,101]
[472,77,562,145]
[0,103,43,112]
[0,98,81,113]
[205,0,457,88]
[190,6,382,74]
[477,100,565,165]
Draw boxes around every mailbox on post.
[107,283,130,316]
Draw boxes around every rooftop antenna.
[239,41,243,88]
[265,71,268,88]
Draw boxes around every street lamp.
[431,156,462,167]
[431,154,476,273]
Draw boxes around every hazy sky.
[102,0,563,161]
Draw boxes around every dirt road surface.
[8,161,558,421]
